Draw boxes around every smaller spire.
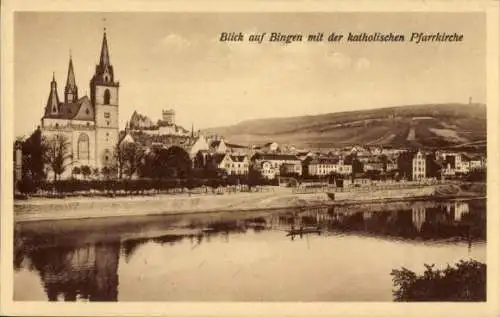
[50,72,57,89]
[46,73,60,115]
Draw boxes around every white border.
[1,1,499,316]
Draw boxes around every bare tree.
[43,134,73,181]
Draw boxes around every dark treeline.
[16,176,279,195]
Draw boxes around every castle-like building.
[41,29,119,178]
[127,108,190,137]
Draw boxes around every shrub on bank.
[391,259,486,301]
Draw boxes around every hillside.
[203,103,486,150]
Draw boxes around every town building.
[440,152,477,176]
[307,157,352,176]
[412,150,426,180]
[208,153,250,176]
[362,159,385,173]
[251,153,302,179]
[40,29,119,179]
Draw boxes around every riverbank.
[14,184,482,223]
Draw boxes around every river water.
[13,198,486,301]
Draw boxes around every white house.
[211,153,250,176]
[308,157,352,176]
[412,150,426,180]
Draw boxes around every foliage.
[466,168,486,182]
[72,166,81,177]
[20,127,47,182]
[101,166,118,180]
[139,146,192,179]
[247,166,265,188]
[115,142,144,179]
[81,165,92,179]
[17,175,38,194]
[42,134,72,181]
[28,178,231,194]
[391,260,486,301]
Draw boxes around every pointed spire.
[99,28,110,68]
[92,26,116,86]
[191,123,194,138]
[66,54,76,89]
[64,54,78,103]
[46,73,60,116]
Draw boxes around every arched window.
[77,133,90,160]
[104,89,111,105]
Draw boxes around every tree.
[149,146,192,179]
[193,151,207,169]
[101,166,117,180]
[138,150,156,178]
[391,260,486,301]
[81,165,92,179]
[72,166,81,179]
[21,127,47,182]
[43,134,72,181]
[92,167,100,179]
[247,166,264,188]
[115,143,144,179]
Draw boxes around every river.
[13,198,486,301]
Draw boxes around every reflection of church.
[29,242,120,301]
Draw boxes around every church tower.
[91,28,119,169]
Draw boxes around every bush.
[391,259,486,301]
[17,176,38,194]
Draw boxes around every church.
[41,29,119,179]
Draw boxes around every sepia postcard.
[1,0,499,316]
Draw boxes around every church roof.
[44,96,94,121]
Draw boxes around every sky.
[14,12,485,138]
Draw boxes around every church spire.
[92,27,115,85]
[64,54,78,103]
[46,73,60,116]
[99,28,110,68]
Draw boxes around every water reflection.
[17,242,119,301]
[14,199,486,302]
